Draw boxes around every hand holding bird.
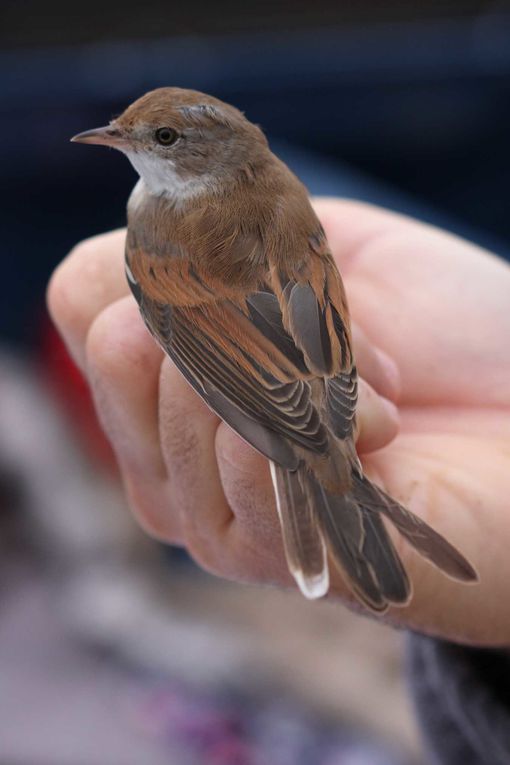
[48,89,510,640]
[49,193,510,643]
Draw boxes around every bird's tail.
[270,462,478,611]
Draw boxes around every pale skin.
[47,199,510,646]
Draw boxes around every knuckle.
[183,513,278,584]
[177,511,231,577]
[68,233,104,263]
[69,230,118,264]
[86,306,118,376]
[46,255,81,331]
[186,535,279,585]
[47,231,123,335]
[85,297,137,367]
[124,472,185,546]
[85,301,133,387]
[185,535,228,577]
[46,239,95,335]
[87,298,158,382]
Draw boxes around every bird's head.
[72,87,268,197]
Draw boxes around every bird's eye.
[155,127,178,146]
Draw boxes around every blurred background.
[1,2,510,763]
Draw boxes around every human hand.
[48,200,510,645]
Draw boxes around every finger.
[158,359,235,570]
[351,323,401,402]
[48,229,128,370]
[86,296,164,474]
[312,198,408,274]
[159,362,289,583]
[215,426,291,584]
[361,434,498,643]
[85,296,178,541]
[355,378,400,454]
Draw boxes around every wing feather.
[286,282,333,375]
[326,367,358,439]
[134,279,330,462]
[128,243,360,453]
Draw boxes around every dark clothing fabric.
[408,635,510,764]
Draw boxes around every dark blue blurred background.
[2,1,510,345]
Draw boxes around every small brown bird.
[72,87,477,611]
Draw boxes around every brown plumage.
[72,88,478,610]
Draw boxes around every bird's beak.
[71,125,128,149]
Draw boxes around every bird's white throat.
[125,149,212,202]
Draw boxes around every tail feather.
[309,477,411,611]
[360,510,412,604]
[310,480,388,611]
[270,462,329,599]
[351,472,478,583]
[271,462,477,609]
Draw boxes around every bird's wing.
[126,253,325,469]
[269,225,358,441]
[125,242,356,468]
[274,267,358,441]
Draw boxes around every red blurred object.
[39,313,118,473]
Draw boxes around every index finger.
[47,229,128,370]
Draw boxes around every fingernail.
[374,348,401,400]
